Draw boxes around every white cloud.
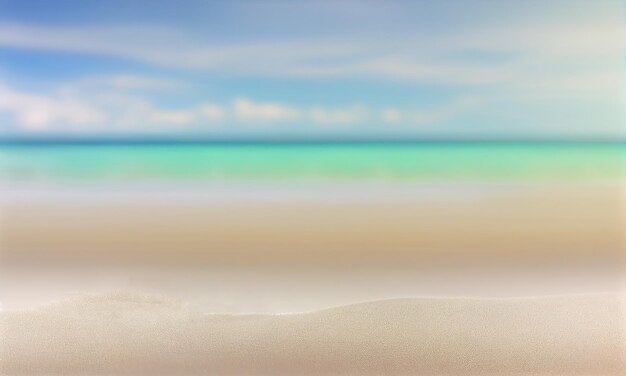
[149,109,196,125]
[197,103,224,121]
[0,85,106,130]
[0,14,620,100]
[138,103,225,126]
[145,102,225,126]
[381,108,402,123]
[96,94,223,128]
[377,97,485,126]
[76,74,186,90]
[233,98,301,122]
[0,84,228,131]
[0,78,490,133]
[310,105,368,125]
[410,97,483,125]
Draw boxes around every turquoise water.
[0,143,623,183]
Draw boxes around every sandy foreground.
[1,183,624,374]
[1,292,625,375]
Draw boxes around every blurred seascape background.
[1,139,623,313]
[1,2,625,374]
[0,0,624,314]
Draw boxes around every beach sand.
[1,292,624,375]
[1,183,623,268]
[1,183,624,374]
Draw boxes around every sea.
[0,141,623,184]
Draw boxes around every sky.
[0,0,623,140]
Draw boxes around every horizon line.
[0,136,624,146]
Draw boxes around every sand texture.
[1,292,624,375]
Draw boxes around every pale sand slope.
[1,293,624,375]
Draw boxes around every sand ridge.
[1,292,624,375]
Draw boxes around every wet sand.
[1,183,624,267]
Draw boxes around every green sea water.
[0,143,623,183]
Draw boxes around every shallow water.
[0,142,623,183]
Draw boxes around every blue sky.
[0,0,623,139]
